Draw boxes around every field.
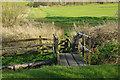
[28,3,118,18]
[27,3,118,38]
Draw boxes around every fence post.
[82,36,85,57]
[67,39,71,52]
[73,34,79,53]
[64,39,68,52]
[39,36,43,54]
[52,44,55,62]
[53,34,58,64]
[88,38,91,65]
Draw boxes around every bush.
[90,42,118,65]
[27,2,34,7]
[2,2,27,27]
[81,22,118,65]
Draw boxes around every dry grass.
[2,19,64,47]
[80,22,118,47]
[2,21,64,41]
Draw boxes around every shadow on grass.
[33,16,117,38]
[34,16,117,28]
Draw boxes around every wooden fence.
[1,34,58,70]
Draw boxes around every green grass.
[27,3,118,38]
[2,52,54,66]
[2,64,119,78]
[34,16,117,38]
[28,3,118,18]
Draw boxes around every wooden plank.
[2,60,53,70]
[59,53,68,66]
[2,38,53,43]
[65,53,78,66]
[72,54,87,66]
[0,43,54,50]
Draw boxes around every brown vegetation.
[79,22,118,47]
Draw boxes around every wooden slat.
[59,53,68,66]
[0,43,54,50]
[2,38,53,43]
[60,46,65,48]
[72,54,87,66]
[65,53,78,66]
[58,41,66,45]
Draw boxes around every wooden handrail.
[73,23,92,64]
[1,37,53,43]
[77,32,91,38]
[73,23,91,38]
[53,34,58,40]
[0,43,54,50]
[79,42,91,53]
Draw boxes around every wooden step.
[59,53,68,66]
[71,54,87,66]
[65,53,78,67]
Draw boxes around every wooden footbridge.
[58,53,87,66]
[0,23,92,70]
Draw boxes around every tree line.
[27,2,116,7]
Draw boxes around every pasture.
[28,3,118,39]
[28,3,118,18]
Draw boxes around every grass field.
[2,64,119,78]
[28,3,118,18]
[27,3,118,38]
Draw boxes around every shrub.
[90,42,118,65]
[81,22,118,65]
[82,22,118,48]
[27,2,34,7]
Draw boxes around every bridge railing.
[73,23,92,64]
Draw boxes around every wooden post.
[88,38,91,65]
[54,38,58,54]
[53,34,58,64]
[39,36,43,54]
[65,39,68,52]
[73,34,79,53]
[67,39,70,52]
[52,44,55,63]
[82,36,85,57]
